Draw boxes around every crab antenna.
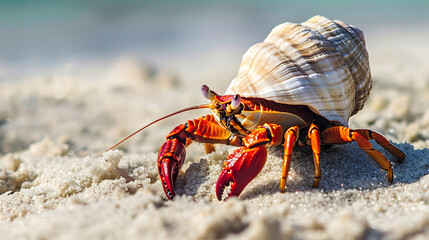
[106,104,210,152]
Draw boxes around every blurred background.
[1,0,428,80]
[0,0,428,154]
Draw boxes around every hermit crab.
[108,15,405,200]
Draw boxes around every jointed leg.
[354,129,405,162]
[321,126,402,183]
[281,124,321,191]
[308,124,321,188]
[204,143,216,154]
[281,126,299,192]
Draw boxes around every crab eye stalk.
[231,94,241,109]
[201,85,216,100]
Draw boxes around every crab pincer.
[157,138,186,199]
[216,147,267,200]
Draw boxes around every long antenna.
[106,104,210,152]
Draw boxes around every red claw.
[157,139,186,200]
[158,158,177,199]
[216,146,267,200]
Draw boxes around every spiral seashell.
[225,15,372,126]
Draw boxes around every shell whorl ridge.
[225,15,372,126]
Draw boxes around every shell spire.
[225,15,372,126]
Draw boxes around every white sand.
[0,31,428,239]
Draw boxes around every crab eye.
[201,85,215,100]
[231,94,241,109]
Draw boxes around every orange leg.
[308,124,321,188]
[354,129,405,163]
[204,143,216,154]
[280,126,299,192]
[321,126,404,183]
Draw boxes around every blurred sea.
[0,0,428,80]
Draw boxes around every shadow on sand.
[240,142,428,200]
